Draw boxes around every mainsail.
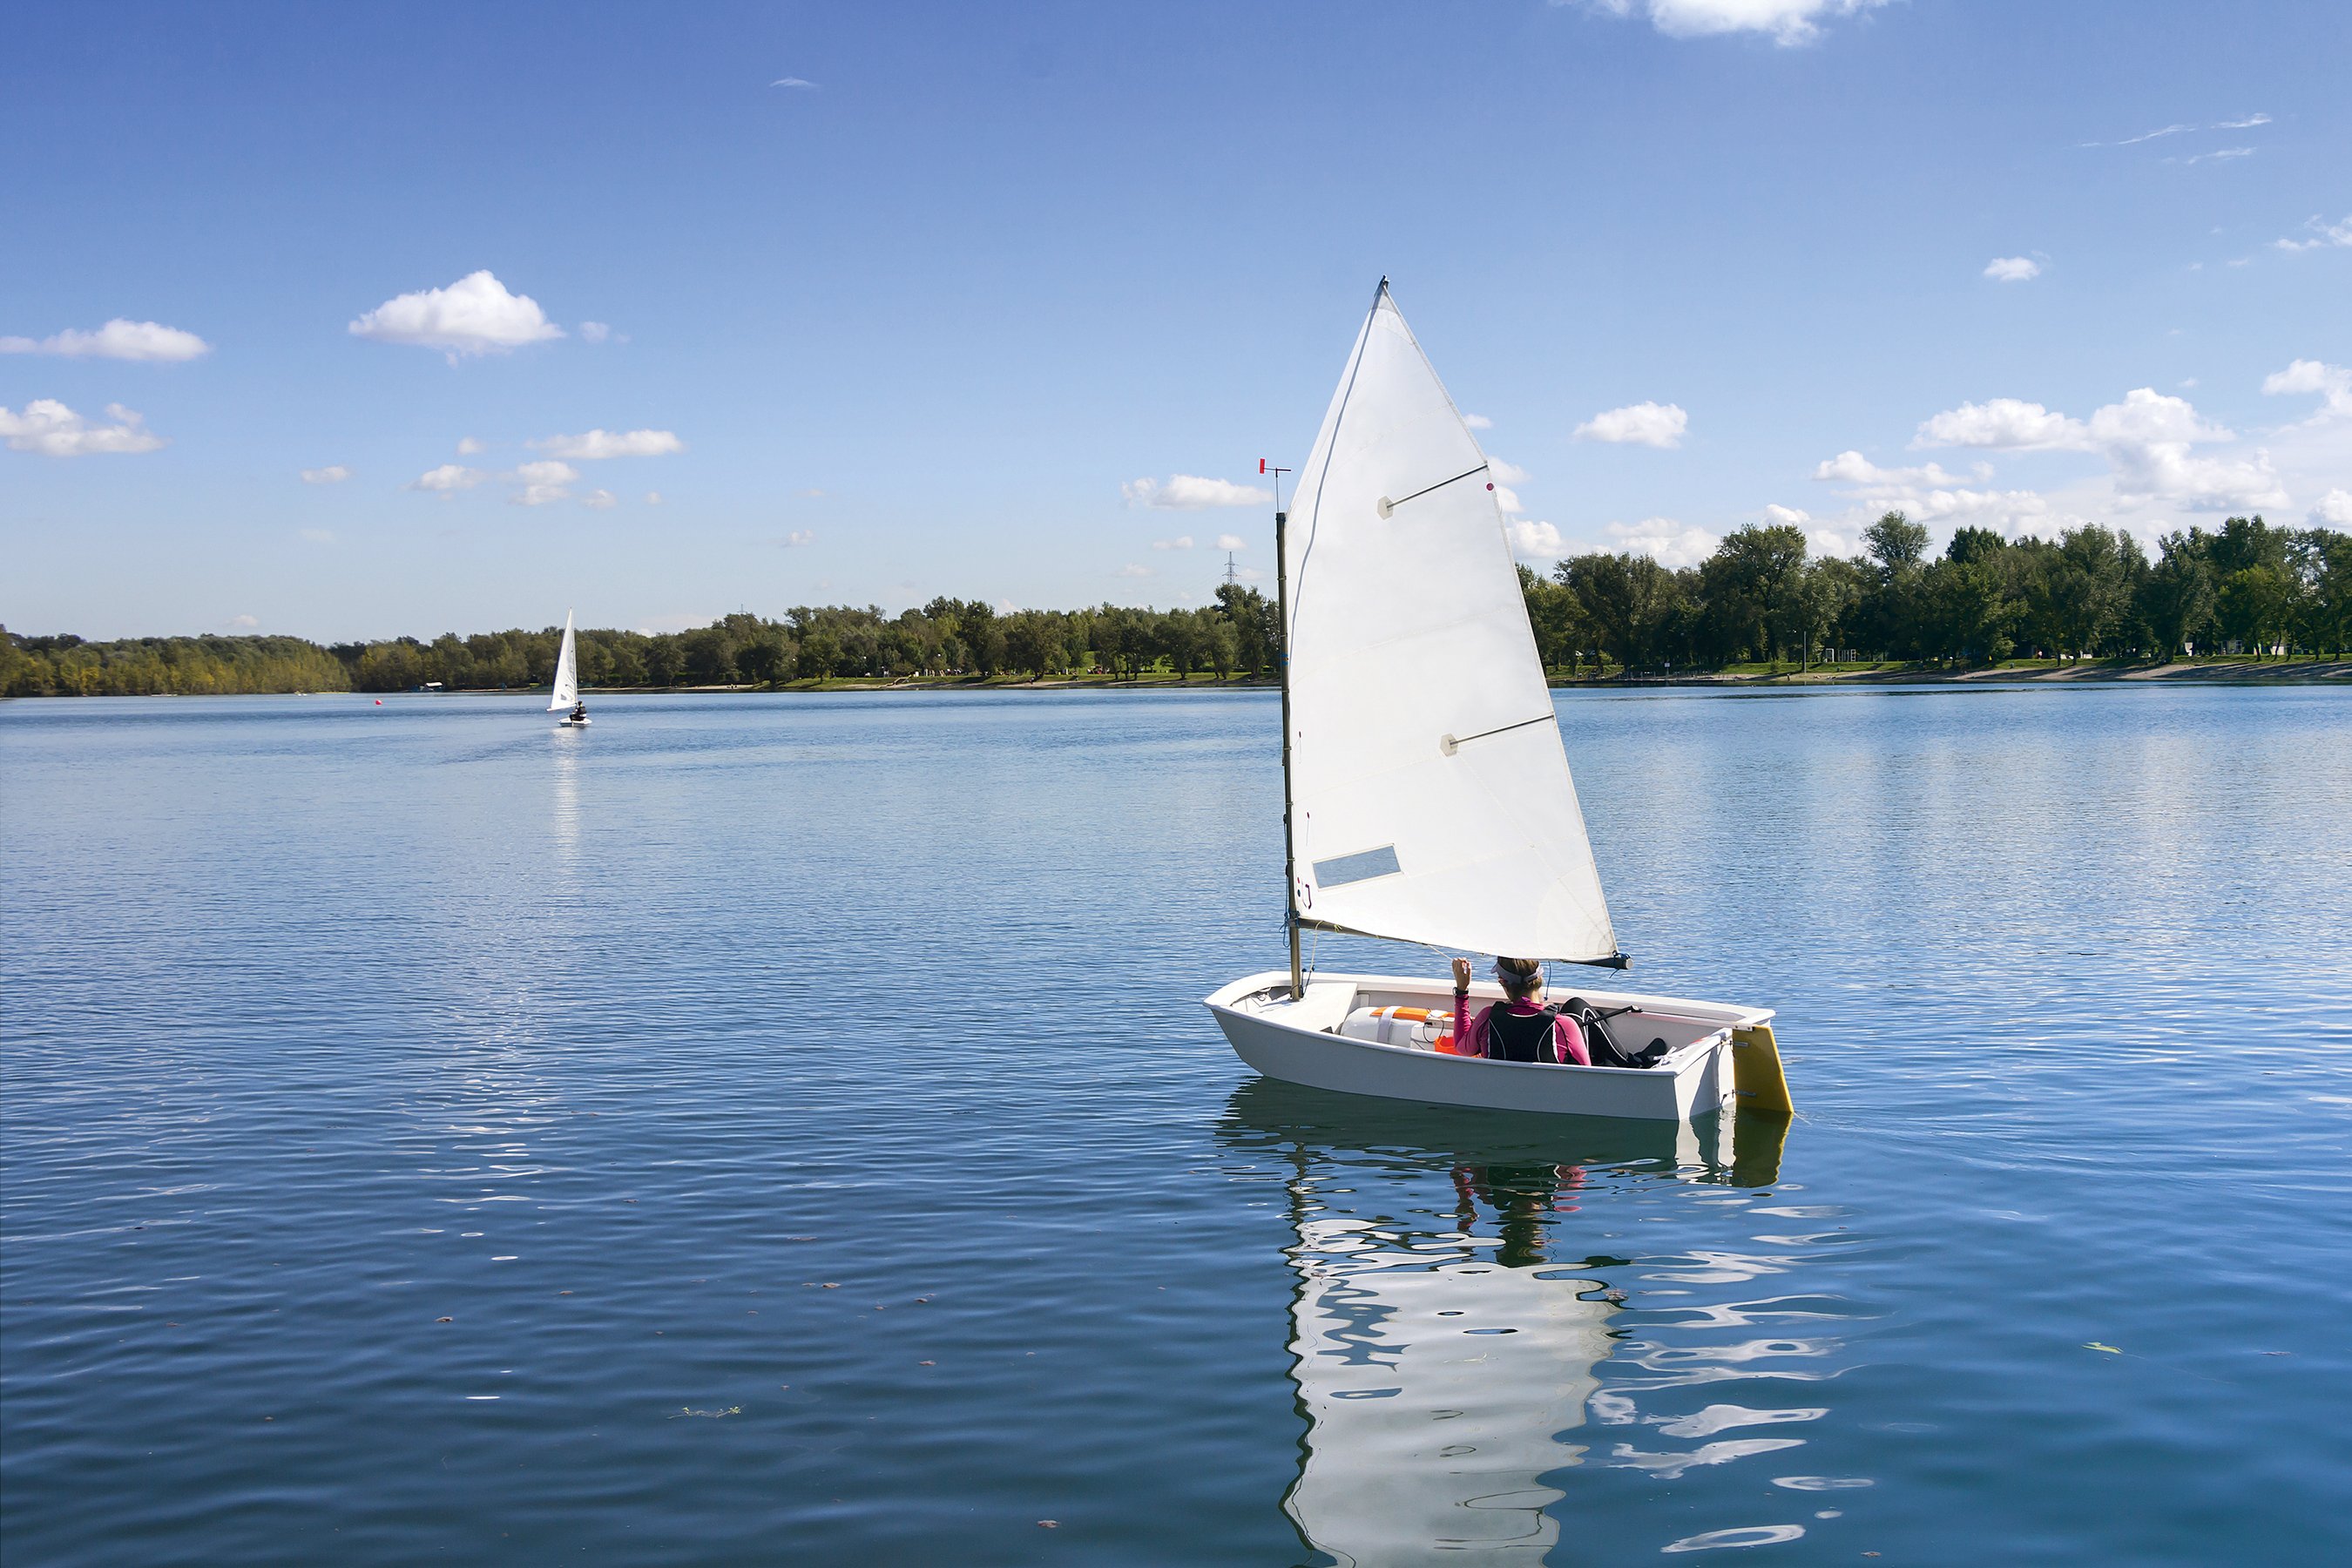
[548,611,579,712]
[1282,283,1617,963]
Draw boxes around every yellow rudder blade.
[1731,1024,1793,1116]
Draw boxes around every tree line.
[1526,512,2351,672]
[0,589,1286,696]
[5,513,2346,699]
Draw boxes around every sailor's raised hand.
[1451,956,1473,990]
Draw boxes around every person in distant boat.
[1450,956,1590,1066]
[568,700,587,724]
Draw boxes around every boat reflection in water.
[1220,1082,1787,1565]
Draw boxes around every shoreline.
[7,658,2346,702]
[590,658,2352,693]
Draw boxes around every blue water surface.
[3,685,2349,1565]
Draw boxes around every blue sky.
[5,0,2347,639]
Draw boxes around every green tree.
[2139,531,2217,657]
[1519,564,1588,676]
[1559,551,1682,672]
[1796,556,1866,669]
[1002,610,1066,679]
[1700,524,1809,664]
[1203,615,1239,681]
[1213,584,1279,678]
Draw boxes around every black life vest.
[1483,1003,1561,1064]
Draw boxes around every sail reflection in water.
[1284,1198,1609,1560]
[1225,1085,1788,1565]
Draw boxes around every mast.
[1276,500,1302,998]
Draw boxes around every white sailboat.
[550,610,590,728]
[1204,282,1791,1122]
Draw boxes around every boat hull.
[1206,970,1776,1122]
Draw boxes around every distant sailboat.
[1204,281,1792,1122]
[550,610,590,727]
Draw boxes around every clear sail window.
[1313,845,1402,887]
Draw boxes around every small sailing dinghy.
[550,610,591,728]
[1204,281,1790,1123]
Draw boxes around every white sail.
[548,611,578,712]
[1282,282,1616,963]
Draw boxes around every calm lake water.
[4,685,2350,1565]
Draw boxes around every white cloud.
[0,318,212,361]
[533,428,684,460]
[1489,456,1531,484]
[2081,122,2194,148]
[771,77,817,88]
[2261,358,2352,419]
[578,321,612,344]
[1493,484,1526,515]
[1508,520,1565,559]
[1115,563,1154,578]
[1816,450,1990,484]
[1121,474,1274,509]
[645,490,663,505]
[1152,536,1194,550]
[1762,503,1811,528]
[2310,489,2352,526]
[298,527,335,544]
[1576,0,1891,45]
[2274,213,2352,253]
[1463,412,1493,429]
[2169,147,2254,166]
[511,460,577,506]
[1214,533,1248,551]
[1821,364,2347,551]
[782,530,815,546]
[1912,399,2090,451]
[582,489,618,510]
[301,464,351,484]
[1983,256,2041,282]
[1574,401,1687,448]
[2090,393,2281,510]
[227,613,260,629]
[1813,449,2051,533]
[1605,516,1720,567]
[456,436,486,455]
[2214,113,2272,130]
[348,270,563,357]
[1913,386,2279,514]
[409,463,485,494]
[0,399,166,456]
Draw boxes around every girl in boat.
[1450,956,1590,1065]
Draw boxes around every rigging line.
[1290,284,1388,639]
[1384,463,1490,511]
[1443,713,1553,751]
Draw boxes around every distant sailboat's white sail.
[548,611,579,712]
[1283,283,1617,963]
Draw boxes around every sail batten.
[1282,284,1617,963]
[548,611,579,712]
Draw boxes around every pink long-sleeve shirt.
[1454,989,1592,1066]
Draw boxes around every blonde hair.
[1496,956,1543,999]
